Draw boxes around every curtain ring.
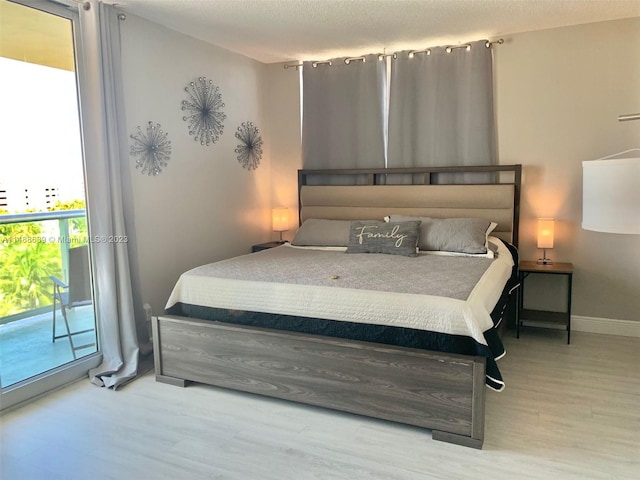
[344,56,365,65]
[377,53,396,61]
[408,48,431,58]
[486,39,504,48]
[445,44,471,53]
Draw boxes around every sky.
[0,56,85,213]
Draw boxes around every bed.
[153,165,521,449]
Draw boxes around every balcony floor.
[0,306,96,388]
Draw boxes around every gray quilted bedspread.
[190,245,493,300]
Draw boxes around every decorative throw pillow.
[291,219,353,247]
[388,215,495,254]
[346,220,421,257]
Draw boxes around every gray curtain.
[78,1,145,389]
[387,40,495,184]
[302,54,386,184]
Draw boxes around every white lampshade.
[537,218,554,249]
[582,157,640,234]
[272,207,290,232]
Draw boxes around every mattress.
[165,238,516,391]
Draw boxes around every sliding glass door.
[0,0,101,408]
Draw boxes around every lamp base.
[537,248,552,265]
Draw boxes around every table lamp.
[537,218,554,265]
[272,207,290,243]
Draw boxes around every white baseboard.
[571,315,640,338]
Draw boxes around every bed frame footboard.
[152,315,486,449]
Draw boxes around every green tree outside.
[0,200,87,318]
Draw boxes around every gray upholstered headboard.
[298,165,521,247]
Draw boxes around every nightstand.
[251,241,285,253]
[518,261,573,344]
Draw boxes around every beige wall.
[120,15,272,313]
[262,63,302,242]
[495,17,640,321]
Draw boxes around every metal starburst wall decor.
[234,121,263,171]
[181,77,226,146]
[129,121,172,176]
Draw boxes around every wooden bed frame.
[153,165,521,449]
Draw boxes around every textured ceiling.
[1,0,75,71]
[117,0,640,63]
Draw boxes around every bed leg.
[432,430,483,449]
[152,315,189,387]
[433,356,485,449]
[155,374,189,387]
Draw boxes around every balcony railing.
[0,209,97,387]
[0,209,87,324]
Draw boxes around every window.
[0,0,101,409]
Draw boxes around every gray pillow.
[389,215,493,254]
[346,220,421,257]
[291,219,352,247]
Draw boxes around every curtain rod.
[283,38,504,70]
[618,113,640,122]
[66,0,126,19]
[68,0,90,10]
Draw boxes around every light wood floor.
[1,330,639,480]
